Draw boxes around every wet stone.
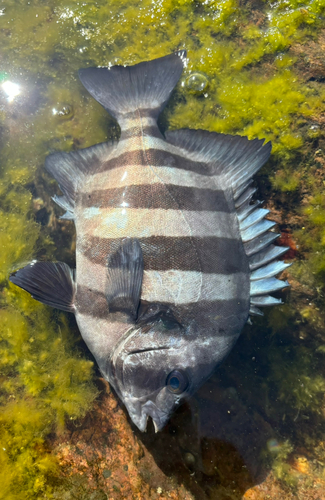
[89,491,107,500]
[183,451,196,467]
[35,206,50,226]
[102,469,111,479]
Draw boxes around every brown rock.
[51,380,195,499]
[291,30,325,81]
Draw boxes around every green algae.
[1,0,325,497]
[0,183,98,499]
[2,0,325,160]
[270,440,298,489]
[0,127,98,497]
[298,191,325,286]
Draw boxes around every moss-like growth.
[0,180,98,498]
[268,342,325,414]
[270,440,297,489]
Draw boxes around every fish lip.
[134,414,149,433]
[127,346,170,356]
[124,397,169,433]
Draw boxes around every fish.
[10,51,290,432]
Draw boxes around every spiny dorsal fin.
[78,51,187,122]
[10,261,76,312]
[236,184,290,315]
[52,195,74,220]
[249,244,289,271]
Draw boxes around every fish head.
[108,303,234,432]
[108,303,205,432]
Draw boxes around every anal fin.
[10,261,76,312]
[106,238,144,320]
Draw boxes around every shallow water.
[1,1,325,498]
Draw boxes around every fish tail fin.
[78,51,186,124]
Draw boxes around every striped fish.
[10,51,290,432]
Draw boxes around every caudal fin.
[78,51,186,123]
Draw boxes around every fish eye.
[166,370,188,394]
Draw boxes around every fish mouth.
[128,346,169,355]
[124,397,169,433]
[109,333,171,432]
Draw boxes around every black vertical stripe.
[78,236,249,275]
[120,125,164,140]
[76,287,109,317]
[76,287,249,328]
[96,148,214,175]
[80,185,232,212]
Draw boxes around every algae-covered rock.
[51,381,196,500]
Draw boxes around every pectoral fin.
[10,261,76,312]
[106,238,143,320]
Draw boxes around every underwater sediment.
[1,0,325,498]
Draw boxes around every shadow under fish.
[10,51,290,433]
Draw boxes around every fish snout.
[124,397,169,432]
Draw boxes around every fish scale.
[10,51,290,432]
[74,138,246,316]
[74,122,246,317]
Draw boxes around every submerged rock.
[51,380,195,500]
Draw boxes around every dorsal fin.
[165,128,289,317]
[78,51,186,123]
[236,184,290,316]
[45,141,115,215]
[165,128,271,193]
